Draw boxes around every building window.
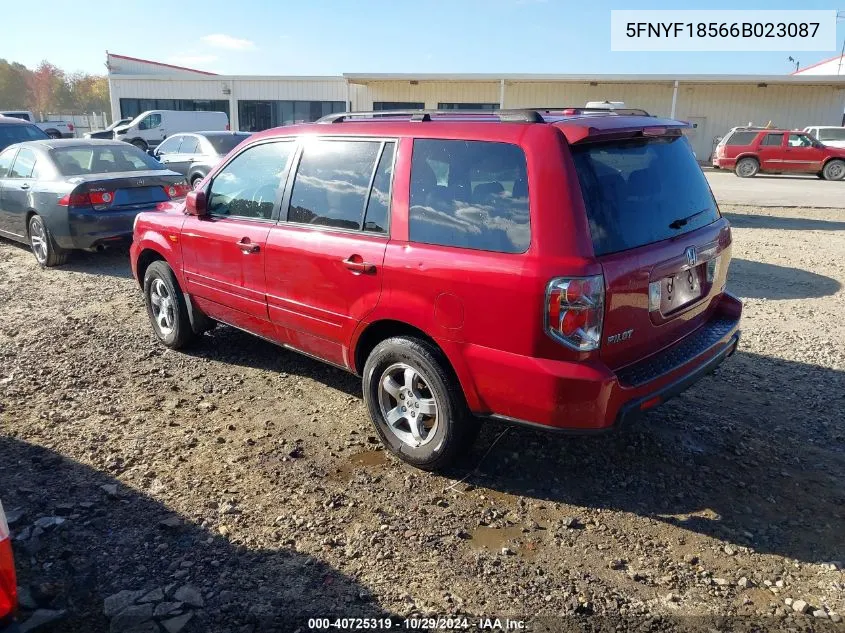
[437,103,500,111]
[119,99,230,119]
[373,102,425,111]
[237,100,345,132]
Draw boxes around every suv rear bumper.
[469,292,742,432]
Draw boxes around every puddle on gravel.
[469,525,541,559]
[329,450,388,482]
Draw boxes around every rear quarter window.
[724,131,758,146]
[408,139,530,253]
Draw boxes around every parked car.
[131,108,742,470]
[0,111,74,139]
[0,499,18,632]
[712,127,845,179]
[802,125,845,149]
[84,117,133,140]
[113,111,229,151]
[153,131,251,188]
[0,139,188,266]
[0,117,49,152]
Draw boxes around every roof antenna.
[787,56,800,72]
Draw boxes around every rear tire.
[45,129,61,139]
[822,159,845,181]
[362,337,479,471]
[734,157,759,178]
[28,214,68,268]
[143,261,194,349]
[190,173,205,189]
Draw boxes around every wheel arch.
[133,233,181,289]
[351,319,483,412]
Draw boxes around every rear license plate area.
[659,264,705,314]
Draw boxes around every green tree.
[67,73,110,112]
[0,59,31,109]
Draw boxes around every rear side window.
[761,133,783,146]
[724,131,757,146]
[180,136,199,154]
[0,123,49,147]
[572,136,719,257]
[0,148,16,177]
[363,143,395,233]
[9,148,36,178]
[408,140,530,253]
[288,140,382,230]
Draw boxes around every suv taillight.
[0,500,17,623]
[545,275,604,351]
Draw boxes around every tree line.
[0,59,109,115]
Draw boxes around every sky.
[2,0,843,76]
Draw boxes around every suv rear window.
[572,136,719,257]
[409,140,530,253]
[723,131,757,146]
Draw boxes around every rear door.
[0,147,20,236]
[263,138,394,367]
[570,134,730,371]
[167,135,199,176]
[0,148,38,237]
[180,139,295,331]
[757,132,785,171]
[154,135,183,171]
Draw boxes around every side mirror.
[186,190,208,217]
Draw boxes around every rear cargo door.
[570,134,731,371]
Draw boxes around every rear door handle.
[20,183,30,190]
[238,238,260,254]
[342,256,376,274]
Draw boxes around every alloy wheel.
[377,363,439,448]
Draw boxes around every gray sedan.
[0,139,188,267]
[153,131,251,188]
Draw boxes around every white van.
[113,110,229,150]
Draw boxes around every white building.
[107,52,845,160]
[793,54,845,76]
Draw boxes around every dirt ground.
[0,205,843,633]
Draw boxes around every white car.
[803,126,845,149]
[112,110,229,151]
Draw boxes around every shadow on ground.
[0,437,395,633]
[179,322,845,567]
[450,349,845,566]
[0,237,132,280]
[723,212,845,232]
[183,326,362,399]
[728,258,841,299]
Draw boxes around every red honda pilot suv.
[130,108,742,470]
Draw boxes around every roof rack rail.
[316,109,547,124]
[532,107,652,116]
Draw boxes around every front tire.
[28,214,68,268]
[822,159,845,181]
[143,261,194,349]
[735,157,759,178]
[131,139,148,151]
[362,337,479,471]
[190,173,205,189]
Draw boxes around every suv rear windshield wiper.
[668,208,708,230]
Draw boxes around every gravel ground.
[0,205,843,633]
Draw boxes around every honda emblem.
[684,246,697,267]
